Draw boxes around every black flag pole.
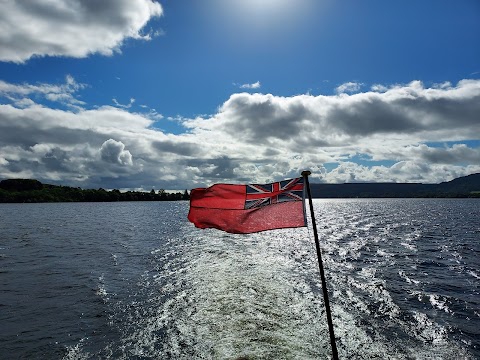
[302,170,339,360]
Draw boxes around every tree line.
[0,179,190,203]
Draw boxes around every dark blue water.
[0,199,478,359]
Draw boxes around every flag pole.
[302,170,339,360]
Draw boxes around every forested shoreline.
[1,174,479,203]
[0,179,189,203]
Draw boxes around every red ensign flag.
[188,177,306,234]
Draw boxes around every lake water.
[0,199,479,359]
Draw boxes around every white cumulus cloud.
[239,81,261,89]
[100,139,133,166]
[0,0,163,63]
[335,82,363,94]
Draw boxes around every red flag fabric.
[188,177,306,233]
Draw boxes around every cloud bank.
[0,78,479,190]
[0,0,163,63]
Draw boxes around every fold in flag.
[188,177,306,234]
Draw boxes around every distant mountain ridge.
[309,173,480,198]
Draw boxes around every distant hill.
[435,173,480,194]
[310,173,480,198]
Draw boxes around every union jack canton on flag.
[245,178,305,209]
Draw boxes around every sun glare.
[207,0,315,47]
[234,0,295,17]
[231,0,311,23]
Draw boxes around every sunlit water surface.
[0,199,478,359]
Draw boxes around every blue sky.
[0,0,479,190]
